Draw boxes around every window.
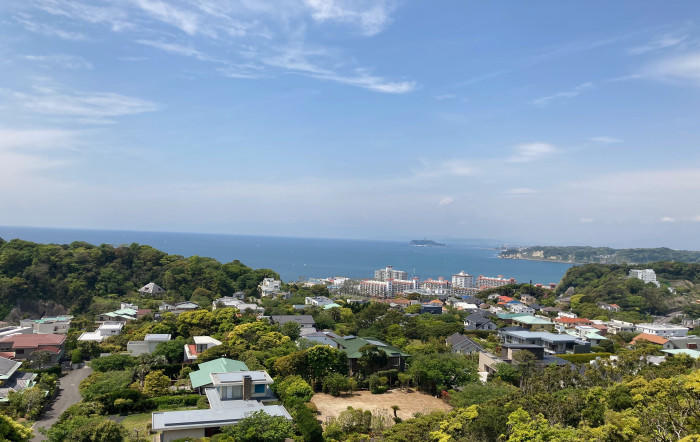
[254,384,266,394]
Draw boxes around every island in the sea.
[410,239,446,247]
[500,245,700,264]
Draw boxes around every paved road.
[32,366,92,441]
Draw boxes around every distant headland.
[410,239,446,247]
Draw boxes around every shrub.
[89,354,136,372]
[322,373,350,397]
[557,352,612,364]
[70,349,82,364]
[274,375,313,406]
[368,375,389,394]
[150,394,201,409]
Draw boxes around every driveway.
[32,366,92,441]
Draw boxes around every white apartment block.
[19,316,73,334]
[374,266,408,281]
[452,271,474,288]
[358,278,418,297]
[629,269,660,286]
[421,277,451,295]
[636,323,689,338]
[476,275,516,290]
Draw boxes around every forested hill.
[500,245,700,264]
[0,237,278,319]
[556,262,700,320]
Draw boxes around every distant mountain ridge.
[500,246,700,264]
[410,239,446,247]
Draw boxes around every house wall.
[161,428,205,442]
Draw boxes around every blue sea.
[0,226,573,284]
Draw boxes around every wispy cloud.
[0,128,80,151]
[304,0,395,36]
[438,196,455,206]
[416,159,474,178]
[136,39,216,62]
[628,33,688,55]
[590,136,623,144]
[505,187,537,195]
[579,217,594,224]
[532,82,593,106]
[14,14,86,40]
[7,85,159,123]
[22,54,93,70]
[507,142,557,163]
[644,52,700,85]
[660,216,676,223]
[131,0,201,36]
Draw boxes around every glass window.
[254,383,266,394]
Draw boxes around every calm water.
[0,226,573,284]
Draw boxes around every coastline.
[499,256,579,265]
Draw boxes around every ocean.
[0,226,573,284]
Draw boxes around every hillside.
[500,245,700,264]
[556,262,700,320]
[0,237,278,320]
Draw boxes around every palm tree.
[391,405,400,419]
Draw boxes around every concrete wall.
[161,428,205,442]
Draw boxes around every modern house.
[302,330,343,348]
[464,312,498,330]
[154,367,289,442]
[159,301,200,315]
[420,303,443,315]
[505,301,535,315]
[269,315,316,331]
[139,282,166,296]
[127,334,172,356]
[510,315,554,332]
[635,323,689,338]
[189,358,250,391]
[99,305,138,322]
[446,333,483,355]
[663,336,700,350]
[20,316,73,334]
[0,333,66,362]
[607,320,636,335]
[0,356,37,402]
[500,330,585,354]
[258,278,282,297]
[478,345,570,375]
[631,333,668,346]
[212,297,264,314]
[520,294,537,305]
[0,326,33,339]
[184,336,223,362]
[330,336,410,375]
[304,296,335,307]
[78,322,124,342]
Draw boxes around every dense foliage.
[0,238,278,318]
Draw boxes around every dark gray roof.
[446,333,483,353]
[269,315,315,326]
[0,356,21,377]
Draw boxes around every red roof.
[0,334,66,349]
[632,333,669,346]
[0,352,15,359]
[39,346,62,354]
[498,296,515,303]
[609,304,620,308]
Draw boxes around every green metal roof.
[585,332,608,341]
[322,303,342,310]
[496,312,530,320]
[330,336,410,359]
[189,358,249,388]
[663,349,700,359]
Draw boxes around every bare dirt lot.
[311,389,452,424]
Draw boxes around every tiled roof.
[0,334,66,348]
[632,333,669,346]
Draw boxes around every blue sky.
[1,1,700,248]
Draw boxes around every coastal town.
[0,244,698,441]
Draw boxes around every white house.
[78,322,124,342]
[127,334,171,356]
[184,336,223,362]
[258,278,282,297]
[212,297,264,314]
[636,323,689,338]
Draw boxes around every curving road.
[32,366,92,442]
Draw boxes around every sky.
[1,1,700,249]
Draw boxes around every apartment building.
[374,265,408,281]
[452,271,474,288]
[476,275,516,290]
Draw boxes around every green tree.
[408,353,477,394]
[153,337,186,363]
[220,411,295,442]
[45,415,127,442]
[142,370,171,397]
[281,321,301,341]
[0,414,32,442]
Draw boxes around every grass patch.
[120,412,152,441]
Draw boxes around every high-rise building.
[452,271,474,288]
[421,277,451,294]
[374,265,408,281]
[629,269,659,286]
[359,278,418,298]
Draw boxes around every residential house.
[0,356,37,402]
[450,302,479,311]
[599,303,621,312]
[330,336,410,375]
[304,296,335,308]
[159,301,200,315]
[663,336,700,350]
[269,315,316,331]
[155,367,289,442]
[184,336,223,362]
[446,333,483,355]
[302,330,343,349]
[78,322,124,342]
[189,358,250,391]
[258,278,282,297]
[520,294,537,305]
[212,297,264,314]
[662,349,700,359]
[127,334,171,356]
[478,344,570,375]
[574,326,608,346]
[139,282,166,296]
[607,320,637,335]
[500,330,585,354]
[506,301,535,315]
[20,316,73,334]
[0,326,32,339]
[635,323,689,338]
[631,333,669,346]
[0,334,66,362]
[511,315,554,332]
[464,312,498,331]
[99,304,138,322]
[420,303,443,315]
